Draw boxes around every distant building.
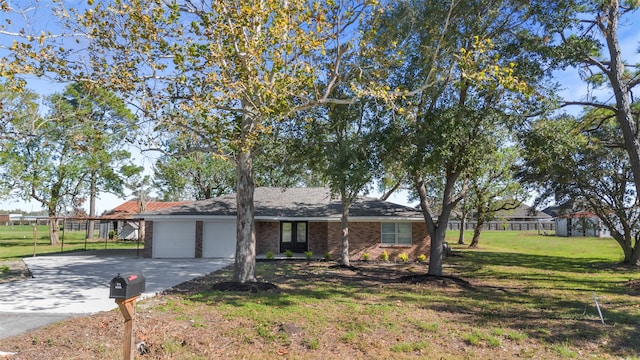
[101,200,191,240]
[555,211,610,237]
[448,203,554,231]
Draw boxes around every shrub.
[304,251,313,260]
[285,249,294,258]
[380,250,389,262]
[265,251,274,260]
[417,254,427,263]
[398,253,409,262]
[362,253,370,261]
[323,252,331,261]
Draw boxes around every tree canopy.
[1,0,640,277]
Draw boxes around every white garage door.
[203,221,236,258]
[153,221,196,258]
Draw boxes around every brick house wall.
[143,220,153,258]
[195,221,203,258]
[145,219,430,261]
[307,222,329,255]
[326,221,430,261]
[255,220,430,261]
[256,221,280,254]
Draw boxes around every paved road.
[0,250,233,340]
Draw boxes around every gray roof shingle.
[141,187,422,219]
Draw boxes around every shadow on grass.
[452,250,619,273]
[449,251,637,294]
[173,255,640,358]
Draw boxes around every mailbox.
[110,272,146,299]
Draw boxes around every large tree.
[467,146,525,248]
[2,89,89,244]
[363,0,544,275]
[520,113,640,265]
[534,0,640,208]
[0,82,40,198]
[12,1,366,283]
[1,82,136,244]
[52,82,137,239]
[153,129,236,201]
[298,95,382,266]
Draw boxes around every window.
[381,223,412,245]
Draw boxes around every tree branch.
[560,101,617,112]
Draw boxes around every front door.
[280,221,308,253]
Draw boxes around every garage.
[152,221,196,258]
[203,221,236,258]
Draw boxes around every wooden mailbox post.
[110,273,146,360]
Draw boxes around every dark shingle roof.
[141,187,422,219]
[496,203,552,220]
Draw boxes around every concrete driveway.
[0,249,233,339]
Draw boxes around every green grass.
[155,232,639,358]
[2,229,640,358]
[448,230,623,260]
[0,225,141,259]
[447,231,636,295]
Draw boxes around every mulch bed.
[399,273,475,289]
[210,281,279,292]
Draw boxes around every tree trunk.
[138,219,145,244]
[428,224,447,275]
[603,4,640,205]
[457,197,467,244]
[232,149,257,283]
[48,217,60,245]
[629,238,640,266]
[469,218,484,248]
[415,175,455,276]
[87,171,97,240]
[340,200,351,267]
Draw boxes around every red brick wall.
[308,222,328,255]
[143,221,153,258]
[256,221,331,256]
[195,221,203,258]
[325,221,430,261]
[256,221,280,254]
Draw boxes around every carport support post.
[116,296,139,360]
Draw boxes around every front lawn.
[0,225,141,259]
[0,231,638,359]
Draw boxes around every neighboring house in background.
[0,214,45,226]
[555,211,611,237]
[138,187,430,261]
[448,203,554,231]
[542,205,559,218]
[101,200,191,240]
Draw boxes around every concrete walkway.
[0,250,233,339]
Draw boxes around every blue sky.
[554,9,640,113]
[1,5,640,213]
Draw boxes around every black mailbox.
[110,272,146,299]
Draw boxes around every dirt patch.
[399,273,475,289]
[0,260,31,284]
[625,278,640,292]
